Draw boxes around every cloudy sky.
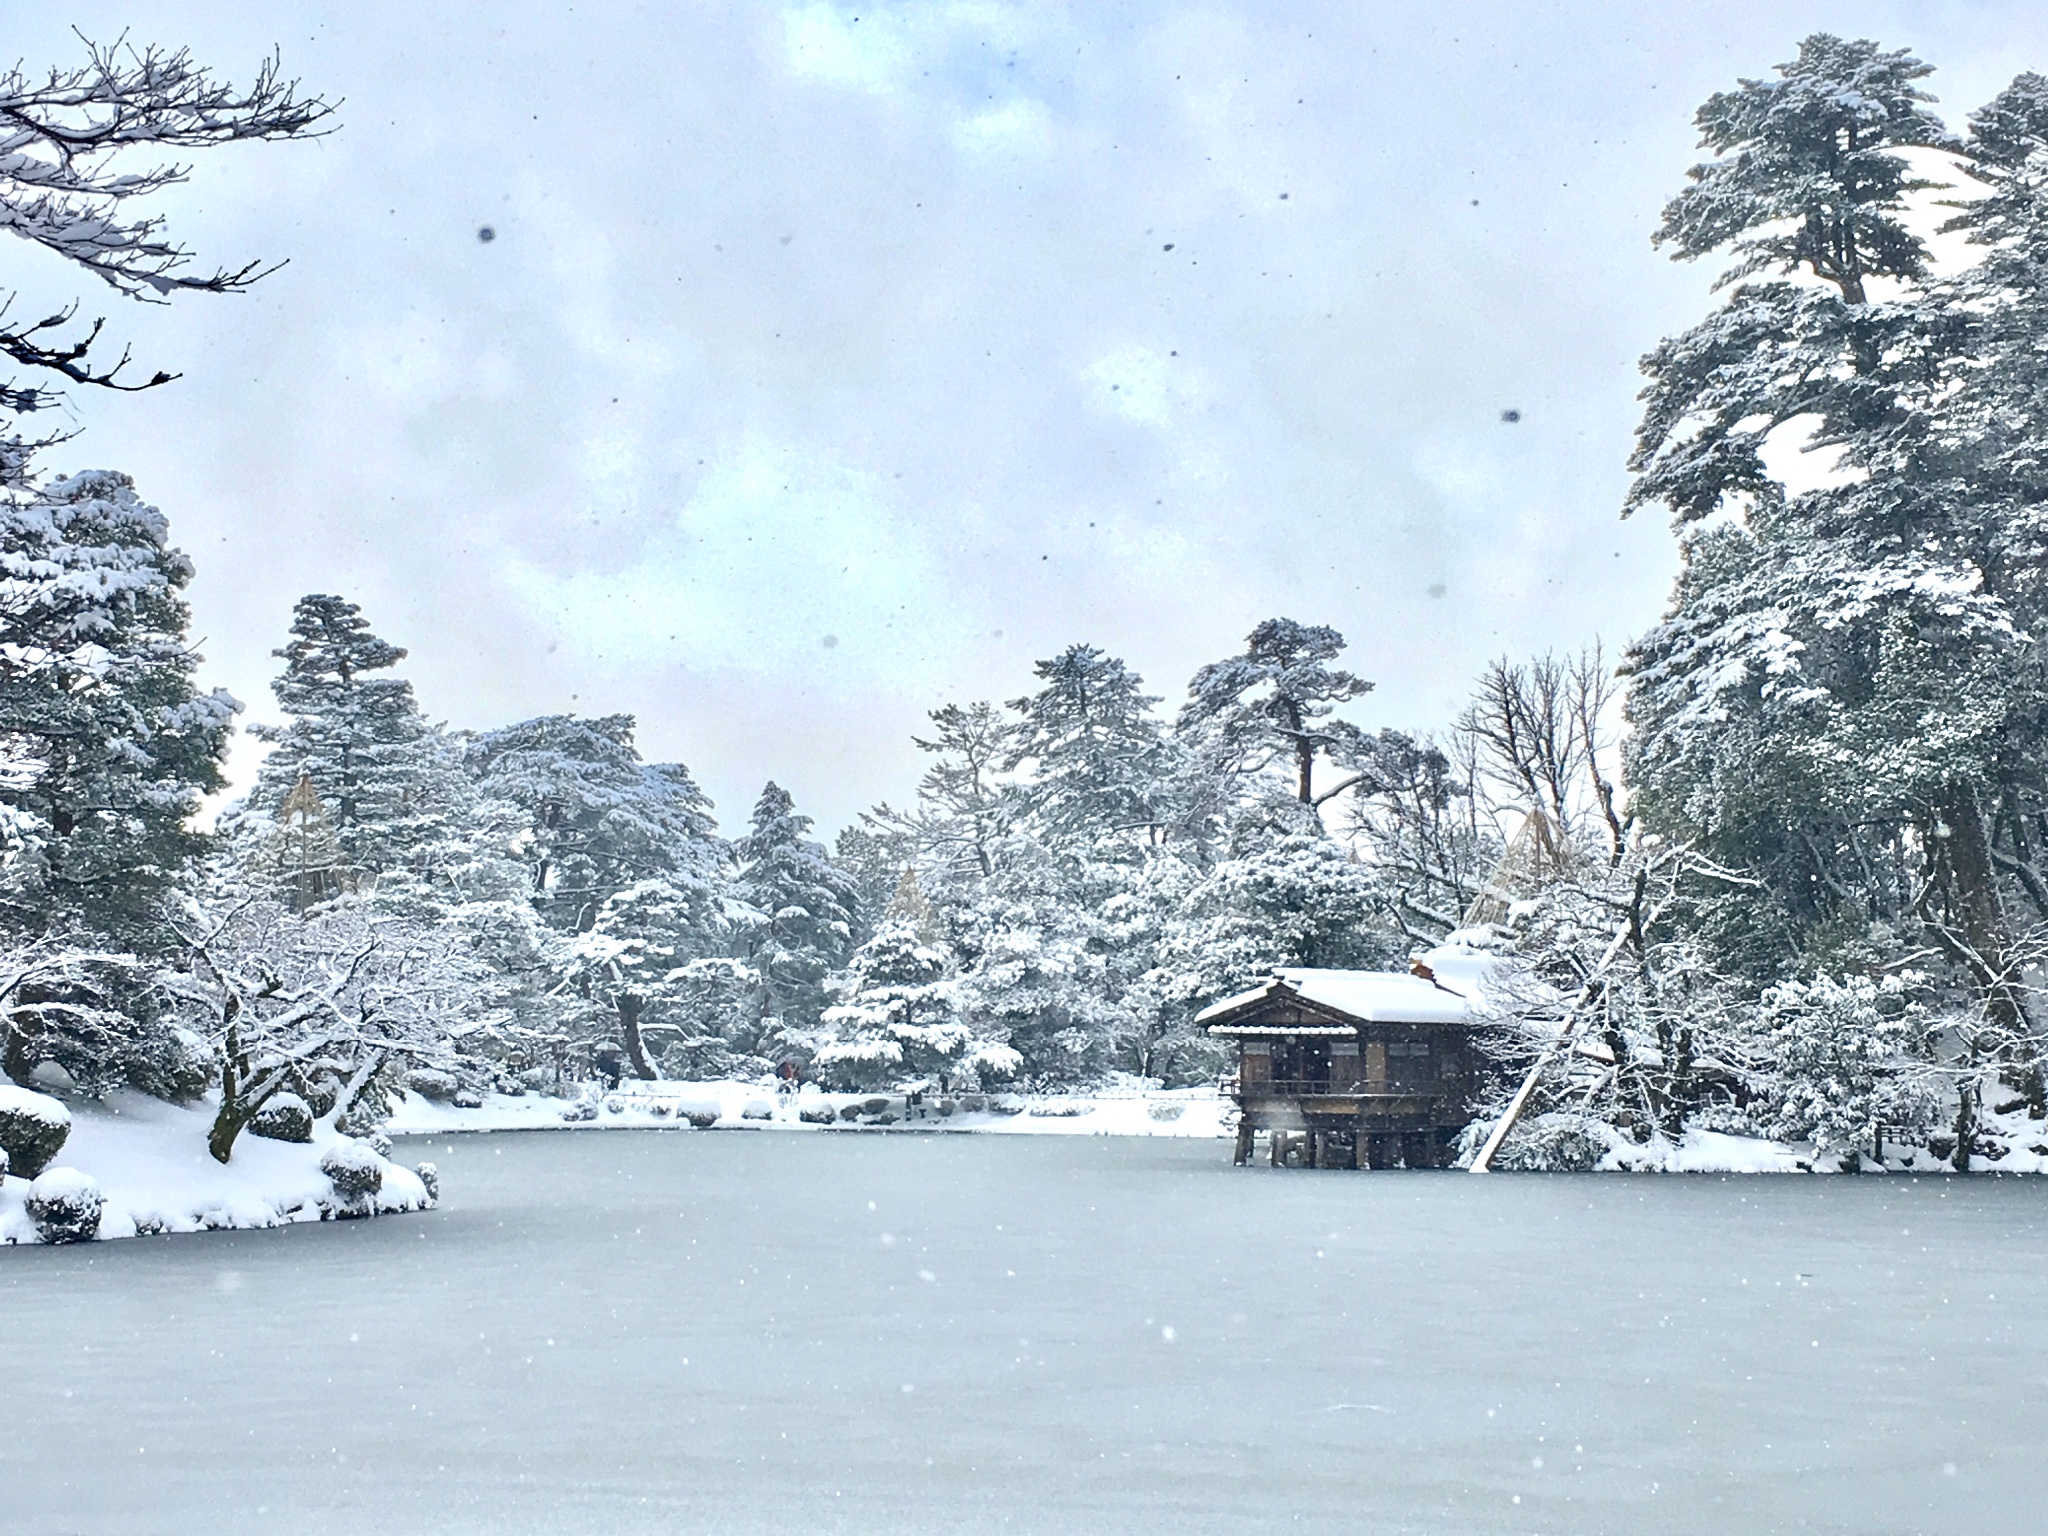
[12,1,2048,832]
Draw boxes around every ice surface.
[2,1132,2044,1534]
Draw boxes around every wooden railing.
[1243,1080,1447,1099]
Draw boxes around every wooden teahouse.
[1201,962,1483,1169]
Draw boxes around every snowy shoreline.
[0,1089,433,1246]
[385,1081,2048,1176]
[383,1081,1237,1140]
[8,1082,2041,1248]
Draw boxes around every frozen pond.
[3,1131,2044,1534]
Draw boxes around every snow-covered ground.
[0,1089,433,1245]
[384,1080,2048,1174]
[383,1080,1237,1139]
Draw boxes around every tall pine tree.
[246,595,445,893]
[731,782,862,1038]
[0,470,235,946]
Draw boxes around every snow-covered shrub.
[1147,1101,1185,1122]
[798,1103,836,1125]
[451,1087,483,1110]
[121,1024,214,1103]
[405,1068,459,1103]
[415,1162,440,1203]
[0,1085,71,1180]
[248,1093,313,1144]
[740,1099,773,1121]
[603,1095,625,1115]
[1491,1113,1619,1172]
[559,1101,598,1123]
[1752,973,1941,1157]
[320,1141,385,1201]
[25,1167,103,1243]
[816,919,968,1090]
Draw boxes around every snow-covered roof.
[1276,968,1474,1023]
[1197,966,1474,1030]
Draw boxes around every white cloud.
[783,4,911,95]
[1083,344,1194,430]
[502,435,976,688]
[952,97,1054,157]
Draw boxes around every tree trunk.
[1953,1075,1978,1175]
[1937,785,2044,1108]
[616,994,658,1081]
[3,1017,37,1087]
[207,998,249,1165]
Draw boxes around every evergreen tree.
[731,782,862,1036]
[1621,35,2046,1042]
[0,469,235,946]
[555,876,721,1081]
[246,594,444,886]
[816,915,971,1090]
[1006,645,1173,847]
[469,713,724,933]
[1154,830,1399,1007]
[861,702,1017,891]
[1179,618,1374,814]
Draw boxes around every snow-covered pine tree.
[468,714,725,933]
[1616,36,2048,1156]
[1622,37,2039,1004]
[242,594,450,895]
[1178,619,1374,816]
[0,470,236,947]
[553,876,723,1081]
[1153,828,1400,1009]
[731,782,862,1039]
[1005,645,1175,848]
[816,873,1011,1090]
[952,832,1206,1086]
[859,702,1019,894]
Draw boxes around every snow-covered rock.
[0,1084,71,1180]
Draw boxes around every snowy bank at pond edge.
[382,1081,2035,1173]
[385,1081,1237,1139]
[0,1090,433,1245]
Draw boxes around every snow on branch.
[0,33,335,301]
